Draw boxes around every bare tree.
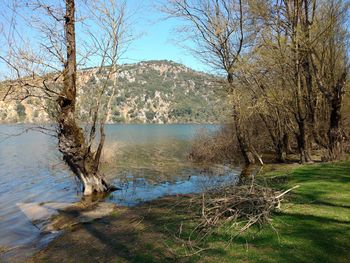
[310,0,349,160]
[0,0,134,195]
[56,0,113,195]
[162,0,261,165]
[186,0,349,164]
[82,0,135,172]
[242,0,348,163]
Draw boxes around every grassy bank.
[32,161,350,263]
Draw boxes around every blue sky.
[119,0,206,71]
[0,0,209,77]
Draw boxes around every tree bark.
[259,113,287,163]
[292,0,312,164]
[57,0,114,195]
[295,115,312,163]
[234,119,256,165]
[328,71,346,160]
[228,73,256,166]
[276,141,287,163]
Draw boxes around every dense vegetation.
[165,0,350,164]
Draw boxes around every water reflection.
[109,166,239,206]
[0,124,238,262]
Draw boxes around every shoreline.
[28,160,350,263]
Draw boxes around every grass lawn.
[32,161,350,263]
[200,161,350,263]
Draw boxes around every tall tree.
[310,0,349,160]
[0,0,134,194]
[57,0,114,195]
[163,0,260,165]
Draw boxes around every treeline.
[165,0,349,164]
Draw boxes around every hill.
[0,60,228,124]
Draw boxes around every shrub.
[189,125,241,164]
[145,111,156,121]
[115,96,125,105]
[16,102,26,121]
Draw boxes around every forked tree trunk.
[57,0,113,195]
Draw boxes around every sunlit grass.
[160,161,350,262]
[199,161,350,262]
[32,161,350,263]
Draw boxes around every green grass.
[32,161,350,263]
[163,161,350,263]
[123,162,350,263]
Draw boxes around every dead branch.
[196,182,299,235]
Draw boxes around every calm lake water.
[0,124,240,262]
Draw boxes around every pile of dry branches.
[197,183,298,234]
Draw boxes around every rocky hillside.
[0,60,229,124]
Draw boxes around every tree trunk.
[283,132,292,154]
[328,72,346,160]
[239,164,256,184]
[295,119,312,163]
[293,2,312,164]
[234,120,256,165]
[259,113,287,163]
[228,73,256,166]
[276,141,287,163]
[57,0,113,195]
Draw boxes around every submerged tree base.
[79,174,119,196]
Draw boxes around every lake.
[0,124,240,262]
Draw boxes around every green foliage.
[169,106,192,117]
[129,112,138,118]
[145,111,156,121]
[111,115,125,123]
[0,111,7,120]
[89,75,97,85]
[115,96,126,105]
[16,102,26,121]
